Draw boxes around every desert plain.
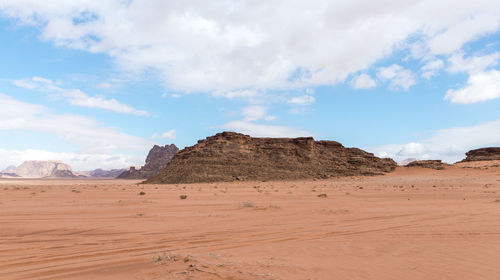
[1,162,500,280]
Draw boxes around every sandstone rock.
[118,144,179,179]
[145,132,397,184]
[405,160,449,170]
[460,147,500,162]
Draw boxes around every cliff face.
[12,161,77,178]
[405,160,449,170]
[118,144,179,179]
[460,147,500,162]
[146,132,397,184]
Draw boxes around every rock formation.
[80,169,127,178]
[405,160,449,170]
[460,147,500,162]
[145,132,397,184]
[118,144,179,179]
[399,158,418,166]
[11,161,77,178]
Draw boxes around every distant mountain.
[0,172,21,178]
[118,144,179,179]
[12,160,77,178]
[1,161,126,179]
[2,165,17,173]
[398,158,418,166]
[85,168,127,178]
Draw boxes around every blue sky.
[0,1,500,170]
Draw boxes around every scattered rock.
[146,132,397,184]
[317,193,327,198]
[138,191,146,195]
[179,194,187,199]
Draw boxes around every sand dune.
[1,165,500,279]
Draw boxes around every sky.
[0,0,500,171]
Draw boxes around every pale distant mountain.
[12,160,77,178]
[1,161,127,178]
[399,158,418,166]
[2,165,17,173]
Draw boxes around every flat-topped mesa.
[145,132,397,184]
[118,144,179,179]
[460,147,500,162]
[405,160,449,170]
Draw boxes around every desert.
[1,2,500,280]
[1,161,500,280]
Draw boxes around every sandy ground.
[1,163,500,280]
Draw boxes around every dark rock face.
[89,169,127,178]
[405,160,449,170]
[118,144,179,179]
[145,132,397,184]
[460,147,500,162]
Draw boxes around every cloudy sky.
[0,0,500,170]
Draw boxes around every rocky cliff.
[460,147,500,162]
[145,132,397,184]
[405,160,449,170]
[118,144,179,179]
[12,161,77,178]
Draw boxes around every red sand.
[1,164,500,279]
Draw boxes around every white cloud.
[221,120,310,138]
[421,59,444,79]
[377,64,416,90]
[350,73,376,89]
[0,93,152,153]
[289,95,315,106]
[212,89,259,100]
[368,118,500,163]
[96,82,112,89]
[445,70,500,103]
[1,1,499,93]
[427,13,500,55]
[241,105,275,121]
[152,129,177,140]
[13,76,149,116]
[448,52,499,74]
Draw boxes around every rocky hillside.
[11,161,77,178]
[146,132,397,184]
[118,144,179,179]
[405,160,449,170]
[460,147,500,162]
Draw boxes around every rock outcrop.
[405,160,449,170]
[460,147,500,162]
[118,144,179,179]
[12,161,77,178]
[84,169,127,178]
[145,132,397,184]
